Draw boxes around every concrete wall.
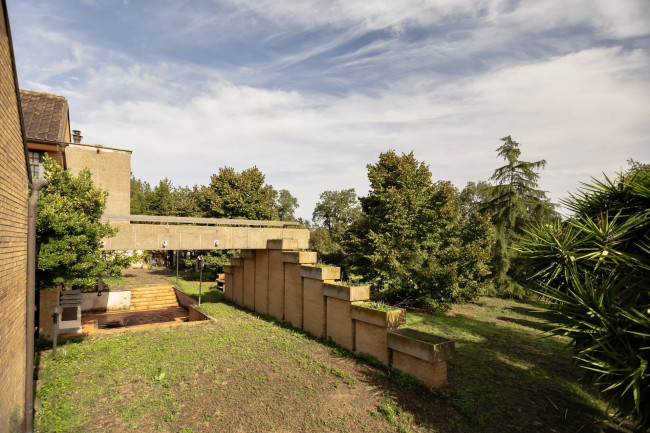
[0,4,29,428]
[101,223,309,251]
[65,143,131,215]
[80,291,130,312]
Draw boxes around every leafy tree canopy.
[345,151,494,308]
[37,156,133,290]
[276,189,299,221]
[199,166,279,220]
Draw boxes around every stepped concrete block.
[268,249,285,321]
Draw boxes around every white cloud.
[63,46,649,219]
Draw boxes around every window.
[28,151,43,179]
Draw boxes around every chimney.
[72,130,82,143]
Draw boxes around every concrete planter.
[351,304,406,328]
[388,328,454,389]
[300,265,340,281]
[281,251,317,264]
[267,239,298,250]
[387,328,454,364]
[324,283,370,351]
[352,304,406,365]
[323,283,370,302]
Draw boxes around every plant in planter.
[351,302,406,365]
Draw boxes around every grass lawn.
[171,275,223,304]
[34,296,622,433]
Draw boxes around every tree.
[312,189,361,234]
[516,162,650,430]
[150,178,174,216]
[345,151,494,308]
[130,175,152,215]
[276,189,299,221]
[199,166,279,220]
[482,135,555,296]
[311,189,361,269]
[37,156,133,290]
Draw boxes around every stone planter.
[282,252,316,329]
[323,283,370,351]
[387,328,454,389]
[351,303,406,365]
[300,265,341,338]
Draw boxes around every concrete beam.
[100,222,309,251]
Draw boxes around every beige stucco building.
[19,90,132,216]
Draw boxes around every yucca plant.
[516,162,650,431]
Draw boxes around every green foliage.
[516,162,650,430]
[199,166,279,220]
[345,151,494,308]
[276,189,299,221]
[310,189,361,269]
[130,175,202,217]
[312,188,361,233]
[480,136,556,297]
[37,156,134,290]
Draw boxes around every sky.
[7,0,650,220]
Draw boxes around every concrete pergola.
[99,214,310,251]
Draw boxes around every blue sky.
[8,0,650,219]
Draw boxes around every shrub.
[516,162,650,430]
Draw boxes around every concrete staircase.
[130,284,179,310]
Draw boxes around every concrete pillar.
[230,258,244,306]
[300,265,340,339]
[281,251,317,329]
[323,283,370,351]
[240,250,256,311]
[267,239,299,321]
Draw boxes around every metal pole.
[198,267,202,306]
[25,178,47,433]
[52,313,59,359]
[176,250,179,284]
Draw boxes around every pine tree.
[482,135,555,296]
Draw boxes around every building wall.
[65,143,131,215]
[0,1,29,429]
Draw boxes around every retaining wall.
[223,240,454,389]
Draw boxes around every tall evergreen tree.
[482,135,555,296]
